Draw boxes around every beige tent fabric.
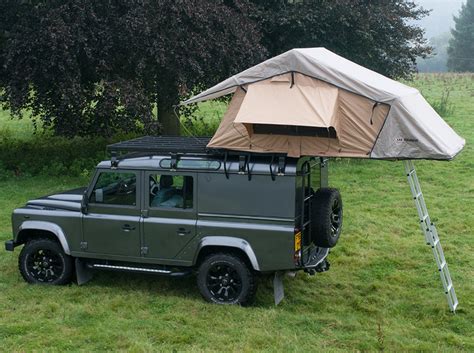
[207,73,390,158]
[184,48,465,160]
[337,89,390,154]
[206,88,249,149]
[234,73,338,130]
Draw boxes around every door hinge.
[80,241,88,250]
[140,246,149,255]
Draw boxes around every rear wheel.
[197,253,256,305]
[311,188,343,248]
[19,238,73,285]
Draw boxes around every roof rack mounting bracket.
[111,152,118,169]
[238,155,247,175]
[246,154,252,181]
[223,152,229,179]
[170,153,178,171]
[278,156,286,176]
[269,155,276,181]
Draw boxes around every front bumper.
[5,240,17,251]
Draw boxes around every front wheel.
[197,253,257,305]
[19,238,74,285]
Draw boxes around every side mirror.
[81,191,89,214]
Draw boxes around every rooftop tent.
[206,72,390,157]
[182,48,465,160]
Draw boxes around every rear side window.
[160,159,220,170]
[149,174,193,209]
[90,172,137,206]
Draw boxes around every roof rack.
[107,136,215,168]
[107,136,212,155]
[106,135,290,177]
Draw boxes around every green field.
[0,74,473,352]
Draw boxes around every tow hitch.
[305,259,330,275]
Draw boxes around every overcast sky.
[415,0,465,38]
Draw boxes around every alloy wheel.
[26,249,64,283]
[206,263,243,302]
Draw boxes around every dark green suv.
[5,136,343,305]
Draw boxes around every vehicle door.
[142,171,197,260]
[82,169,142,258]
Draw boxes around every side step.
[92,263,171,274]
[89,262,193,277]
[75,258,192,285]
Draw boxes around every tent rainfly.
[182,48,465,160]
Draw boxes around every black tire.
[311,188,343,248]
[197,253,257,305]
[19,238,74,285]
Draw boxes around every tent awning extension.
[182,48,465,160]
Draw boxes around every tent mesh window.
[252,124,337,138]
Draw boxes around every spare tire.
[311,188,343,248]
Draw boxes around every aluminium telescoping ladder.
[404,160,458,312]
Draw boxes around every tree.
[0,0,265,136]
[448,0,474,72]
[0,1,432,137]
[252,0,432,79]
[417,32,452,73]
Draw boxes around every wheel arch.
[194,236,260,271]
[16,221,71,255]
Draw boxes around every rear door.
[142,171,197,261]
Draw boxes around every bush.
[180,101,226,137]
[0,131,137,177]
[430,86,455,117]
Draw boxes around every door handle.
[122,224,136,232]
[177,228,191,236]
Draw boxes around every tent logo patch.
[396,137,419,143]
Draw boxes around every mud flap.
[273,271,285,305]
[75,258,93,285]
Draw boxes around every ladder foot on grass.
[404,160,458,313]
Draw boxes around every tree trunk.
[159,105,180,136]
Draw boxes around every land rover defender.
[5,136,343,304]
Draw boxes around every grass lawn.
[0,109,40,140]
[0,74,473,352]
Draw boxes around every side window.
[149,174,193,209]
[90,172,137,206]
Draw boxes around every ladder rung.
[420,215,429,222]
[414,192,422,199]
[407,169,415,176]
[445,283,453,293]
[304,196,312,202]
[439,261,446,270]
[432,238,439,247]
[302,220,311,227]
[452,301,459,312]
